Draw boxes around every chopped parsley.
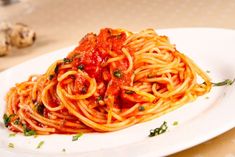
[96,96,102,101]
[13,119,20,125]
[63,58,73,63]
[173,121,178,126]
[35,102,45,115]
[113,70,122,78]
[24,129,36,136]
[9,133,16,137]
[138,106,145,111]
[77,64,84,70]
[206,70,210,73]
[8,143,14,148]
[54,64,59,74]
[36,141,44,149]
[205,96,209,99]
[81,86,87,94]
[3,114,15,127]
[62,148,66,152]
[48,74,54,80]
[72,133,83,141]
[212,79,235,87]
[23,124,36,136]
[149,121,168,137]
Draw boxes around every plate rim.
[0,27,235,157]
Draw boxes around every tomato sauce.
[67,28,134,108]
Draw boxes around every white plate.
[0,28,235,157]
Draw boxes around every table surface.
[1,0,235,156]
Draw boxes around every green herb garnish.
[212,79,235,86]
[72,133,83,141]
[138,106,145,111]
[24,129,36,136]
[206,70,210,73]
[8,143,14,148]
[77,64,84,70]
[54,64,59,74]
[81,87,87,94]
[36,141,44,149]
[62,148,66,152]
[173,121,178,126]
[63,58,73,63]
[149,121,168,137]
[35,102,45,115]
[96,96,102,101]
[23,124,36,136]
[113,70,122,78]
[3,114,15,127]
[9,133,16,137]
[13,119,20,125]
[49,74,54,80]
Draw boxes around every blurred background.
[1,0,235,156]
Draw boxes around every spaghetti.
[3,28,212,134]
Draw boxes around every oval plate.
[0,28,235,157]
